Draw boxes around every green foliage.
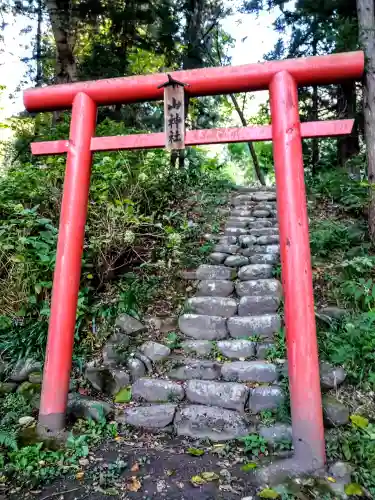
[266,328,286,361]
[310,220,366,258]
[238,434,268,457]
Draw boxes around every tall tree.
[357,0,375,242]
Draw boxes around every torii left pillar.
[39,93,97,430]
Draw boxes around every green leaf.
[344,483,364,496]
[114,386,132,403]
[187,447,204,456]
[201,472,219,481]
[350,414,369,429]
[258,488,280,498]
[241,462,257,471]
[191,475,206,486]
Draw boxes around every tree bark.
[36,0,43,87]
[45,0,77,84]
[337,80,360,169]
[357,0,375,242]
[230,94,266,186]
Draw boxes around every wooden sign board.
[164,85,185,150]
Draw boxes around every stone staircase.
[115,187,292,446]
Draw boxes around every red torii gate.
[24,51,364,474]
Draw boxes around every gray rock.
[228,216,255,223]
[217,340,256,359]
[119,404,176,429]
[140,341,170,362]
[238,264,273,280]
[221,361,278,383]
[238,235,258,247]
[248,385,284,413]
[224,255,249,267]
[208,252,228,264]
[174,405,250,441]
[253,210,270,218]
[320,362,346,389]
[249,227,279,236]
[28,372,43,384]
[238,296,280,315]
[196,280,234,297]
[252,192,277,202]
[227,314,281,339]
[149,316,177,333]
[323,396,350,426]
[248,220,274,229]
[213,244,240,254]
[241,244,280,256]
[329,461,353,479]
[185,296,237,317]
[127,358,146,381]
[224,227,248,236]
[236,279,282,298]
[249,253,279,265]
[256,343,274,359]
[218,235,238,244]
[180,270,197,280]
[102,332,130,366]
[257,235,280,245]
[231,209,253,217]
[258,424,292,444]
[180,340,213,356]
[67,394,113,422]
[9,358,42,382]
[319,307,347,320]
[18,416,35,427]
[185,379,249,412]
[169,359,221,380]
[203,233,219,242]
[225,220,248,228]
[196,265,237,281]
[132,378,184,402]
[85,366,130,396]
[179,314,228,340]
[115,313,147,335]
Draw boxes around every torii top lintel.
[24,51,364,113]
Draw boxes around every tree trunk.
[45,0,77,84]
[357,0,375,242]
[311,84,319,174]
[337,80,360,169]
[229,94,266,186]
[36,0,43,87]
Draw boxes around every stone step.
[185,296,238,317]
[249,385,285,413]
[174,404,250,441]
[213,243,240,254]
[217,235,238,244]
[185,379,248,412]
[117,404,177,430]
[238,235,258,247]
[225,219,249,228]
[252,192,277,202]
[196,279,234,297]
[235,278,282,297]
[240,244,280,257]
[196,264,236,280]
[227,314,281,339]
[247,219,276,229]
[227,216,255,223]
[253,209,271,218]
[179,314,228,340]
[224,227,248,236]
[249,253,279,265]
[231,209,253,217]
[224,255,249,267]
[238,295,280,315]
[235,186,276,193]
[257,235,280,245]
[216,339,256,358]
[180,339,274,360]
[249,227,279,236]
[238,264,274,280]
[168,358,221,380]
[221,360,278,383]
[132,378,185,402]
[208,252,227,264]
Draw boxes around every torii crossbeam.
[24,51,364,476]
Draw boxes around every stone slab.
[238,264,273,280]
[248,385,284,413]
[180,340,213,356]
[238,296,280,315]
[179,314,228,340]
[227,314,281,339]
[174,405,250,441]
[169,359,221,380]
[213,244,240,254]
[236,279,282,298]
[249,253,279,265]
[257,235,280,245]
[208,252,227,264]
[186,297,237,317]
[140,342,171,362]
[132,378,185,402]
[196,265,236,281]
[196,280,234,297]
[120,404,176,429]
[221,361,278,383]
[217,339,256,359]
[224,255,249,267]
[185,379,249,412]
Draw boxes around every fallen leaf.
[350,415,369,429]
[127,476,141,492]
[187,447,205,456]
[191,475,206,487]
[75,471,85,480]
[326,476,336,483]
[114,436,122,442]
[201,472,219,481]
[241,462,257,472]
[115,386,132,403]
[258,488,280,498]
[131,462,139,472]
[344,483,364,496]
